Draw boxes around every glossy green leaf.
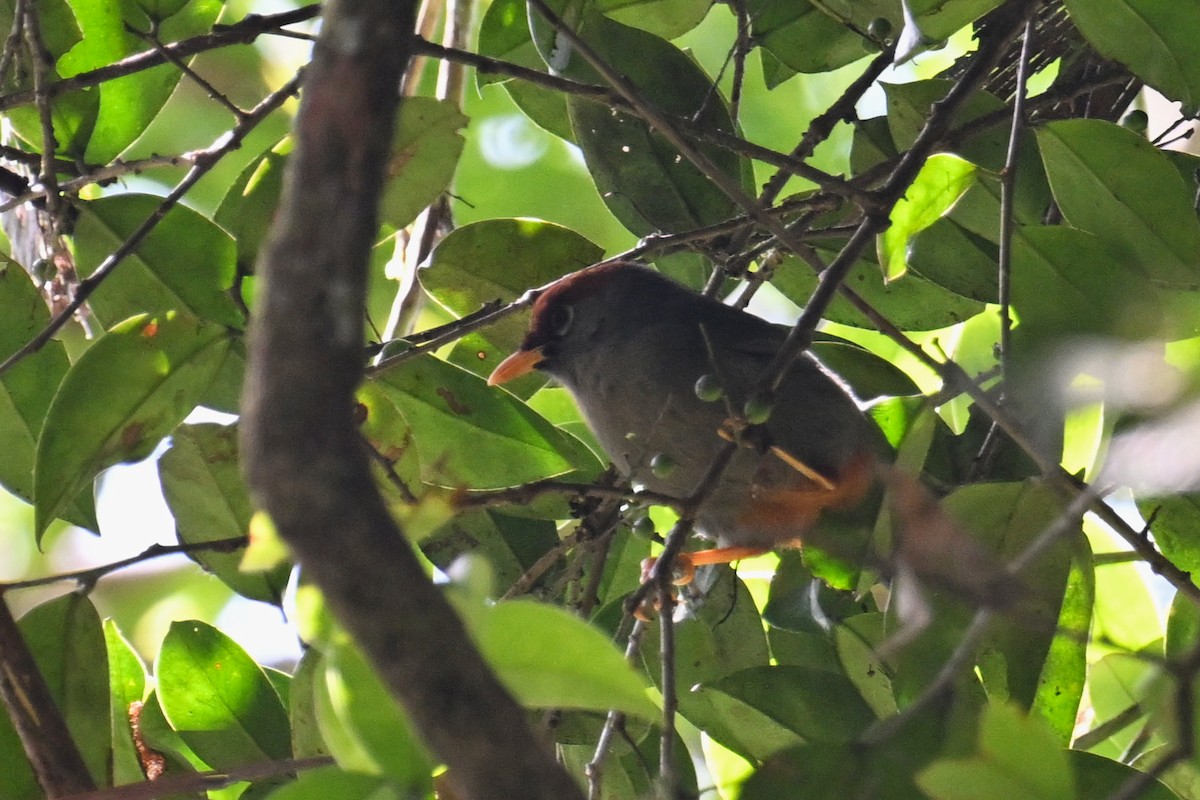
[421,509,560,591]
[216,137,292,272]
[808,0,902,33]
[105,619,149,786]
[476,0,574,139]
[880,153,976,280]
[907,217,998,303]
[708,665,877,743]
[885,81,1008,168]
[811,338,921,399]
[533,8,742,235]
[61,0,223,162]
[0,263,95,531]
[918,703,1072,800]
[365,354,596,489]
[1072,751,1179,800]
[1136,493,1200,575]
[745,0,875,74]
[378,97,467,229]
[0,0,96,156]
[1065,0,1200,111]
[941,481,1076,709]
[156,619,291,768]
[159,423,291,604]
[73,195,243,327]
[903,0,1005,43]
[288,650,328,760]
[596,0,711,39]
[469,599,658,719]
[1037,119,1200,288]
[34,313,232,539]
[774,251,984,330]
[19,595,110,786]
[1031,536,1092,744]
[316,641,432,787]
[264,766,408,800]
[1011,226,1164,344]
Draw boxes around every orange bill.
[487,347,545,386]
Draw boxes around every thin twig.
[0,5,320,112]
[22,1,63,231]
[0,71,302,378]
[1,538,248,592]
[128,24,247,121]
[60,756,334,800]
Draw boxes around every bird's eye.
[547,303,574,337]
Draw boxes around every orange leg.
[640,546,768,586]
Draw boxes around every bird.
[487,261,891,584]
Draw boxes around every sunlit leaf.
[880,153,976,280]
[1037,119,1200,288]
[156,620,291,768]
[0,263,95,530]
[159,422,291,604]
[34,313,232,539]
[1065,0,1200,110]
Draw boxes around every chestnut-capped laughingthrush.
[487,262,898,584]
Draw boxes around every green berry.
[631,515,656,538]
[650,453,677,479]
[744,393,773,425]
[867,17,892,41]
[1121,110,1149,134]
[694,373,724,402]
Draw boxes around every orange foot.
[634,546,768,620]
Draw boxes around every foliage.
[1,0,1200,798]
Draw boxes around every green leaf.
[596,0,714,38]
[159,423,291,604]
[1031,537,1092,743]
[907,218,998,303]
[1083,654,1156,758]
[105,619,149,786]
[476,0,574,139]
[1037,119,1200,288]
[880,153,976,280]
[364,354,597,489]
[156,619,291,768]
[1064,0,1200,111]
[263,766,409,800]
[315,641,433,788]
[421,509,560,591]
[903,0,1005,43]
[1011,226,1164,345]
[1071,751,1179,800]
[917,703,1073,800]
[1136,493,1200,575]
[941,481,1077,709]
[378,97,467,229]
[287,650,329,760]
[19,595,111,786]
[745,0,877,74]
[536,8,743,235]
[774,251,985,330]
[216,137,292,273]
[73,195,243,327]
[34,313,232,540]
[0,263,95,531]
[60,0,222,162]
[468,599,658,720]
[707,665,877,743]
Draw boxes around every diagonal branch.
[240,1,585,798]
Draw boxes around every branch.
[61,756,333,800]
[0,5,320,112]
[0,593,95,796]
[0,73,301,378]
[239,1,585,798]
